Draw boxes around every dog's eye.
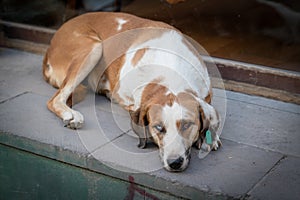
[181,122,193,131]
[153,124,164,133]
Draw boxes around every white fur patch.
[115,30,210,110]
[161,102,190,170]
[116,18,128,31]
[162,104,185,150]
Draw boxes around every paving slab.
[0,92,87,154]
[0,48,55,102]
[1,47,300,199]
[76,92,132,153]
[224,90,300,115]
[0,91,129,154]
[248,156,300,200]
[221,93,300,157]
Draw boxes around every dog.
[43,12,221,172]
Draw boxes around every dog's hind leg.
[47,42,102,129]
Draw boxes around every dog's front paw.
[62,110,84,129]
[201,142,211,152]
[201,133,222,152]
[212,134,222,151]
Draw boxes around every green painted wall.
[0,144,179,200]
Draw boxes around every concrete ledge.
[1,48,300,199]
[0,132,226,199]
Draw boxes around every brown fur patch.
[103,54,126,105]
[131,48,147,66]
[141,83,177,108]
[155,131,164,147]
[105,54,126,92]
[205,93,212,104]
[176,92,201,139]
[147,105,164,147]
[177,92,198,108]
[176,120,181,131]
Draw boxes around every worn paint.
[0,144,181,200]
[125,176,159,200]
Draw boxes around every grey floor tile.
[221,95,300,157]
[248,156,300,200]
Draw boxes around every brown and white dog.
[43,12,221,172]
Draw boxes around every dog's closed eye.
[180,122,194,132]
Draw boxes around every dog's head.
[130,83,219,172]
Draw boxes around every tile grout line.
[88,129,132,155]
[242,155,287,199]
[220,136,300,159]
[0,91,30,104]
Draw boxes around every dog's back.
[43,12,174,89]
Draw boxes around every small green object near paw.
[206,130,212,145]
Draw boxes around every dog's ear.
[129,107,149,149]
[194,98,220,149]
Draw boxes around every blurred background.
[1,0,299,72]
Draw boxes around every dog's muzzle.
[167,156,184,170]
[164,148,191,172]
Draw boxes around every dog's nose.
[167,156,184,170]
